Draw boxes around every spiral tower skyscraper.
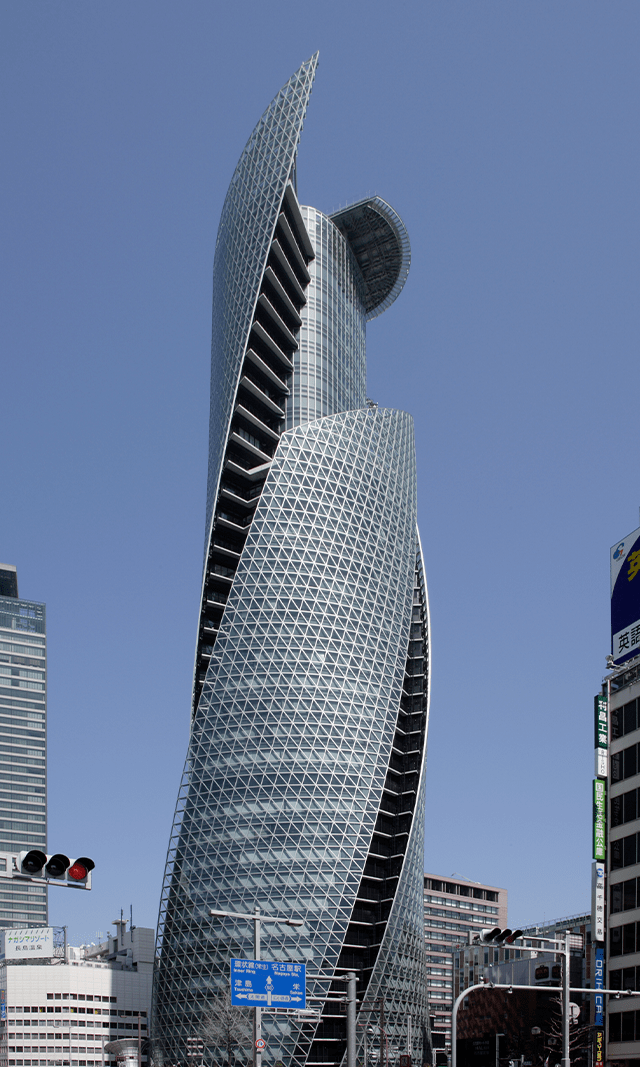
[152,54,431,1067]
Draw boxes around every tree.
[201,991,252,1067]
[539,995,592,1067]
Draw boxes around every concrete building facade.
[423,874,507,1045]
[602,656,640,1065]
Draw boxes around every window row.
[612,743,640,783]
[611,832,640,870]
[423,894,498,915]
[612,698,640,740]
[424,878,498,901]
[611,878,640,913]
[609,1011,640,1043]
[609,966,640,991]
[0,641,45,656]
[610,922,640,956]
[612,787,640,827]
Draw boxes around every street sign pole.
[346,972,357,1067]
[254,908,261,1067]
[209,905,304,1067]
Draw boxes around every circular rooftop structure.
[329,196,411,320]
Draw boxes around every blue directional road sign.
[230,959,306,1009]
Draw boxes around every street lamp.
[209,906,304,1067]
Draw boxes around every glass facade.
[152,56,430,1067]
[0,574,47,928]
[286,208,366,430]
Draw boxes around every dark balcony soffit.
[329,196,411,320]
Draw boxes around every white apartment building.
[0,921,152,1067]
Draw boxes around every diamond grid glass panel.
[152,56,431,1067]
[153,411,425,1066]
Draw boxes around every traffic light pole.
[346,972,356,1067]
[451,981,640,1067]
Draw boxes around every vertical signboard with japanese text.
[594,1028,604,1065]
[594,694,608,778]
[611,527,640,665]
[592,862,605,942]
[593,780,606,862]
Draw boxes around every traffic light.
[476,927,524,944]
[18,850,47,875]
[17,851,94,888]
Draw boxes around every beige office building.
[423,872,507,1045]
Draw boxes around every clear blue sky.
[2,1,639,945]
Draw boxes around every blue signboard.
[594,948,604,1026]
[611,528,640,665]
[230,959,306,1009]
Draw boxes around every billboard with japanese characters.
[0,927,54,960]
[611,526,640,665]
[593,780,605,861]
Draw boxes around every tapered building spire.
[152,57,430,1067]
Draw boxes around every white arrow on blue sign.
[231,959,306,1009]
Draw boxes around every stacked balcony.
[308,547,429,1066]
[193,184,314,715]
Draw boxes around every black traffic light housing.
[476,927,524,944]
[17,851,94,888]
[19,850,47,875]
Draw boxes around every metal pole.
[495,1032,504,1067]
[254,908,262,1067]
[562,933,570,1067]
[346,972,356,1067]
[380,999,384,1067]
[137,1014,142,1067]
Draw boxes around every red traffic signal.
[67,857,94,883]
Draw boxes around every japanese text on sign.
[230,959,306,1009]
[593,780,606,862]
[1,927,54,960]
[594,694,608,752]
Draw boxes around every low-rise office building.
[0,919,152,1067]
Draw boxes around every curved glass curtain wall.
[152,409,418,1067]
[286,208,366,430]
[204,55,318,549]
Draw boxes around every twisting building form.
[152,55,431,1067]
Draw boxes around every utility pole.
[561,931,570,1067]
